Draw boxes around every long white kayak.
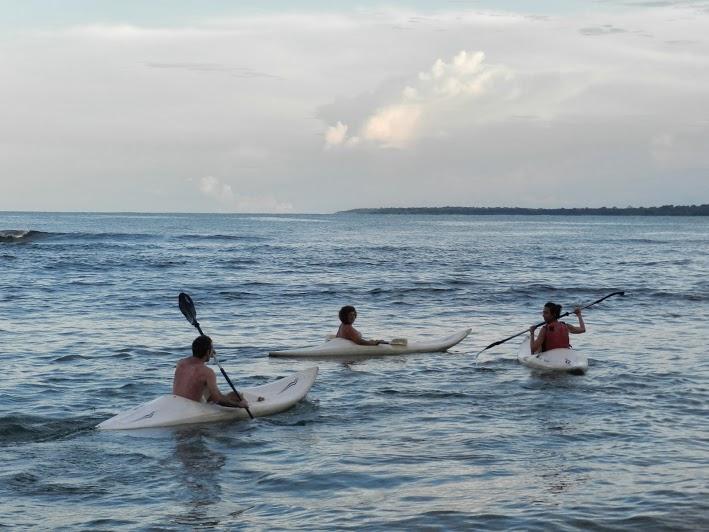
[269,328,471,358]
[97,367,318,430]
[517,338,588,374]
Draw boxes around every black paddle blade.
[178,292,198,326]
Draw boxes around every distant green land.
[338,205,709,216]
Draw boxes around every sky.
[1,1,708,213]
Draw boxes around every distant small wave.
[638,289,709,303]
[616,238,670,244]
[617,258,692,266]
[181,234,266,242]
[53,354,88,362]
[222,258,259,266]
[369,286,459,296]
[505,285,622,298]
[247,216,328,223]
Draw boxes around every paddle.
[474,291,625,358]
[178,292,254,419]
[379,338,408,346]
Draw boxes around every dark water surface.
[0,213,707,530]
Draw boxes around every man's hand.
[235,398,250,409]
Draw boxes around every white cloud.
[324,121,349,147]
[329,50,515,148]
[198,176,292,213]
[362,104,423,148]
[199,176,234,202]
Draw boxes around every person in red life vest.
[336,305,385,345]
[528,302,585,354]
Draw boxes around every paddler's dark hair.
[192,335,213,359]
[544,302,562,320]
[339,305,356,324]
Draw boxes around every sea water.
[0,212,707,530]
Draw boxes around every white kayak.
[97,367,318,430]
[269,328,471,358]
[517,337,588,374]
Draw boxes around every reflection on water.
[170,427,227,529]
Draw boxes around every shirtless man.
[173,335,250,408]
[336,305,384,346]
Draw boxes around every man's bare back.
[173,356,212,402]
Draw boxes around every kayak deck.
[517,338,588,374]
[269,328,471,359]
[97,367,318,430]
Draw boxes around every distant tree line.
[338,205,709,216]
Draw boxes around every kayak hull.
[517,338,588,374]
[269,328,471,358]
[97,367,318,430]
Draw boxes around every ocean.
[1,212,707,530]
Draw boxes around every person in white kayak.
[336,305,385,346]
[173,335,253,407]
[529,302,586,354]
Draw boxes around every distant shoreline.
[338,205,709,216]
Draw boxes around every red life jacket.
[542,321,570,351]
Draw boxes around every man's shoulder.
[199,364,216,377]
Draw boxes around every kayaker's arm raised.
[566,307,586,334]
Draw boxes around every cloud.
[199,176,234,202]
[198,176,293,213]
[579,25,628,36]
[361,103,422,147]
[145,62,280,79]
[324,121,348,147]
[327,50,514,148]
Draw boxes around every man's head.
[339,305,357,324]
[543,302,562,322]
[192,335,213,360]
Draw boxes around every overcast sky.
[1,1,708,213]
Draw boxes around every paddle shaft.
[476,291,625,355]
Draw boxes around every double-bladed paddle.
[178,292,254,419]
[474,290,625,358]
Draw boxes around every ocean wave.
[617,259,692,266]
[504,285,624,298]
[246,216,327,223]
[636,288,709,303]
[0,230,163,245]
[0,229,53,243]
[180,234,266,242]
[369,286,458,296]
[53,354,88,363]
[0,414,95,445]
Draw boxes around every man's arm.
[567,308,586,334]
[529,326,545,353]
[344,326,382,346]
[205,368,249,408]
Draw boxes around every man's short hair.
[339,305,356,323]
[192,335,212,359]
